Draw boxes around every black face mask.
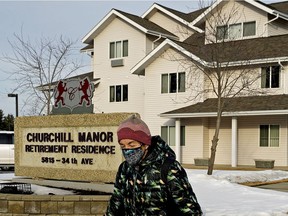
[122,146,144,166]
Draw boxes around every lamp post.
[7,93,18,117]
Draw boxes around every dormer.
[142,3,204,41]
[190,0,288,44]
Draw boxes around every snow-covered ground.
[1,169,288,215]
[188,169,288,216]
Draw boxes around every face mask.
[122,146,144,166]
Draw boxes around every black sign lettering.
[26,133,74,142]
[78,132,114,142]
[81,158,93,165]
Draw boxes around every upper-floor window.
[216,21,256,41]
[109,40,128,59]
[161,126,185,146]
[161,72,185,93]
[110,84,128,102]
[261,66,280,88]
[260,125,279,147]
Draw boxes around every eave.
[160,110,288,118]
[82,9,178,45]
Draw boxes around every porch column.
[231,117,238,167]
[175,119,181,162]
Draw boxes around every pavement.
[182,164,288,171]
[257,182,288,193]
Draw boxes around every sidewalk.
[182,164,288,171]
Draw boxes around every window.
[260,125,279,147]
[261,66,280,88]
[109,40,128,59]
[243,21,256,37]
[229,23,241,39]
[109,85,128,102]
[161,72,185,94]
[161,126,185,146]
[216,21,256,41]
[0,133,14,144]
[216,25,228,40]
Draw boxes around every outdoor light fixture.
[7,93,19,117]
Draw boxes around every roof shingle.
[162,94,288,115]
[176,33,288,63]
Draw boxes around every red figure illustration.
[54,81,67,107]
[78,78,91,106]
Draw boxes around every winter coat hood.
[132,135,176,168]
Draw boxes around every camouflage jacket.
[106,136,202,216]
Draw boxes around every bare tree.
[167,1,268,175]
[2,32,83,115]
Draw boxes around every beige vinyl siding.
[143,48,205,163]
[204,65,286,99]
[181,118,206,164]
[238,116,288,166]
[204,115,288,166]
[267,19,288,36]
[203,118,210,158]
[148,11,193,41]
[284,64,288,94]
[208,117,232,165]
[92,17,147,116]
[144,48,204,136]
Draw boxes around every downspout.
[152,34,162,49]
[264,14,279,35]
[278,60,284,68]
[278,60,285,96]
[264,13,279,25]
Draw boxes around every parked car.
[0,131,14,170]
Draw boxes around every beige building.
[81,0,288,167]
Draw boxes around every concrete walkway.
[257,182,288,193]
[182,164,288,171]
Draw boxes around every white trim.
[231,117,238,167]
[175,119,181,161]
[190,0,222,26]
[82,9,177,44]
[0,131,14,134]
[82,9,115,44]
[131,39,209,75]
[219,57,288,68]
[142,3,204,33]
[160,110,288,118]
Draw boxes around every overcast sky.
[0,0,279,116]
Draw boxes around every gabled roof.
[191,0,288,26]
[160,94,288,118]
[131,33,288,75]
[142,3,204,33]
[131,38,206,75]
[82,8,178,44]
